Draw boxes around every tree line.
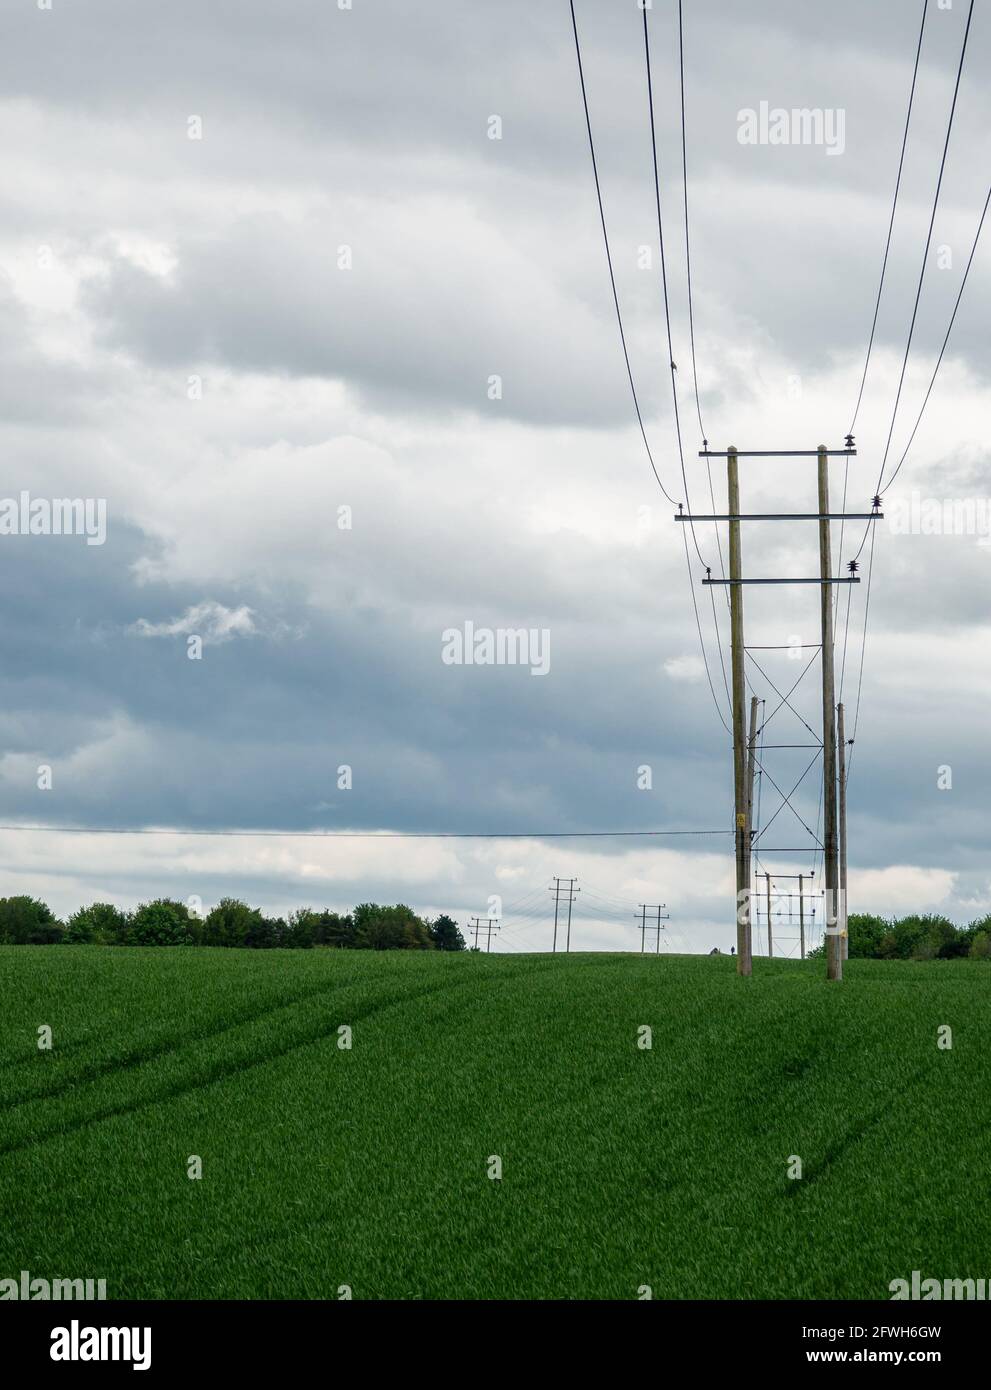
[4,896,989,960]
[0,896,467,951]
[809,913,991,961]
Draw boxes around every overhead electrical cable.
[570,0,731,734]
[569,0,679,507]
[847,0,930,437]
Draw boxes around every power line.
[0,823,736,839]
[642,1,734,726]
[841,1,982,795]
[849,521,878,764]
[678,0,707,449]
[842,0,980,788]
[643,2,705,567]
[568,0,678,506]
[872,0,975,501]
[569,0,731,735]
[848,0,929,436]
[881,176,991,494]
[672,0,737,709]
[680,521,733,734]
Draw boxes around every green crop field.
[0,946,988,1300]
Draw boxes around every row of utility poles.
[467,880,671,954]
[679,444,874,981]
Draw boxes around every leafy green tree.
[969,930,991,960]
[128,899,192,946]
[312,911,355,948]
[352,903,434,950]
[846,913,888,959]
[202,898,265,948]
[897,914,959,960]
[962,915,991,959]
[248,916,284,948]
[64,902,129,945]
[0,896,62,944]
[400,912,434,950]
[876,915,932,960]
[926,917,969,959]
[429,914,466,951]
[283,909,316,948]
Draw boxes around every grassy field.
[0,946,988,1300]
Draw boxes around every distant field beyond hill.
[0,948,987,1299]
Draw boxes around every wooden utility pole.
[469,917,499,952]
[727,446,752,976]
[798,871,805,960]
[550,878,579,953]
[653,906,669,954]
[637,904,669,954]
[745,696,759,959]
[818,445,841,982]
[683,441,876,982]
[765,872,773,957]
[838,700,848,961]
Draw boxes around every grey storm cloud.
[81,211,634,426]
[22,0,988,401]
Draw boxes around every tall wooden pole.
[745,694,759,844]
[745,695,759,961]
[798,872,805,960]
[818,445,841,982]
[838,701,848,961]
[728,446,752,975]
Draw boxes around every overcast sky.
[1,0,988,953]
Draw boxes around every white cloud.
[664,655,706,683]
[850,865,957,914]
[130,600,257,644]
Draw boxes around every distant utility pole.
[798,871,805,960]
[681,441,882,985]
[550,878,579,953]
[469,916,500,952]
[757,874,807,957]
[745,694,759,848]
[838,700,849,961]
[637,904,669,954]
